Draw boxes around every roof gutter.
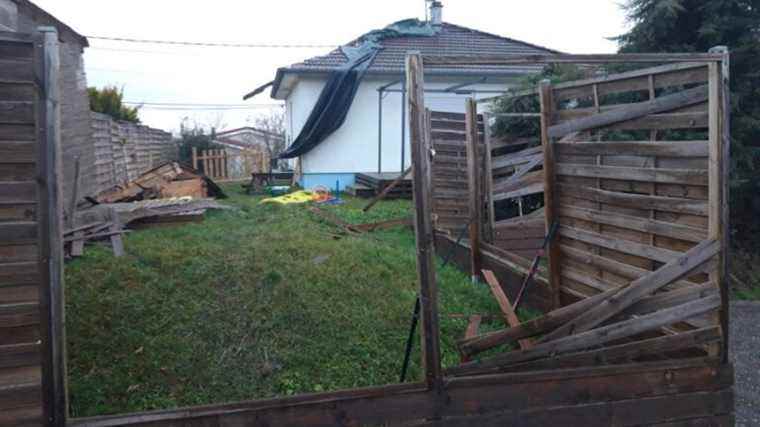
[269,66,535,99]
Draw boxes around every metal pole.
[401,76,407,172]
[378,89,383,173]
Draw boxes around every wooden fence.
[90,112,176,196]
[0,29,65,426]
[192,147,269,182]
[2,46,733,426]
[429,110,546,261]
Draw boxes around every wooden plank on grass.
[542,239,720,342]
[482,270,532,349]
[461,315,482,363]
[362,166,412,212]
[447,294,720,376]
[548,85,709,138]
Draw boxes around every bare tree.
[251,109,286,171]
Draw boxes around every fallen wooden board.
[448,294,720,376]
[352,217,412,232]
[541,239,719,342]
[462,326,721,375]
[362,167,412,212]
[482,270,533,350]
[308,206,363,234]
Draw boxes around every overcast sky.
[32,0,629,133]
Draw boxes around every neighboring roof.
[12,0,89,47]
[216,126,284,140]
[269,21,559,98]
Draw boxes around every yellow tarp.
[260,190,315,205]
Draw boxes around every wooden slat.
[0,303,38,328]
[448,295,720,375]
[561,244,687,286]
[559,205,707,243]
[429,390,732,427]
[492,170,543,197]
[555,141,709,157]
[0,141,35,164]
[0,59,34,83]
[555,163,708,186]
[605,112,708,131]
[0,381,41,411]
[557,183,708,216]
[552,62,708,101]
[549,85,709,138]
[0,244,37,263]
[480,326,721,374]
[0,182,36,204]
[423,53,725,65]
[0,221,36,244]
[493,181,544,202]
[0,102,34,124]
[0,83,35,102]
[559,225,683,263]
[0,124,35,141]
[543,239,719,341]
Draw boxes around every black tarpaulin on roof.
[279,19,438,159]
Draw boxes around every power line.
[124,101,282,107]
[87,35,339,49]
[123,101,283,111]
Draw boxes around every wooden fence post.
[708,46,730,362]
[483,112,495,243]
[539,79,562,310]
[192,147,198,170]
[37,26,67,427]
[406,52,442,392]
[465,98,483,283]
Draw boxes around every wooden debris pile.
[94,162,225,204]
[64,163,229,258]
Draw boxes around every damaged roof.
[270,21,559,98]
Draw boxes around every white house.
[248,2,557,189]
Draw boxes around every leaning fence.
[89,112,177,197]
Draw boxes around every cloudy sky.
[32,0,629,133]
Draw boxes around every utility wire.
[87,35,339,49]
[124,101,282,107]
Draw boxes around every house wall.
[11,1,94,206]
[286,75,518,189]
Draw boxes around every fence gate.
[0,28,65,426]
[192,147,270,182]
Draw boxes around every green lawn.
[65,184,536,417]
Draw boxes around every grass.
[65,185,538,418]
